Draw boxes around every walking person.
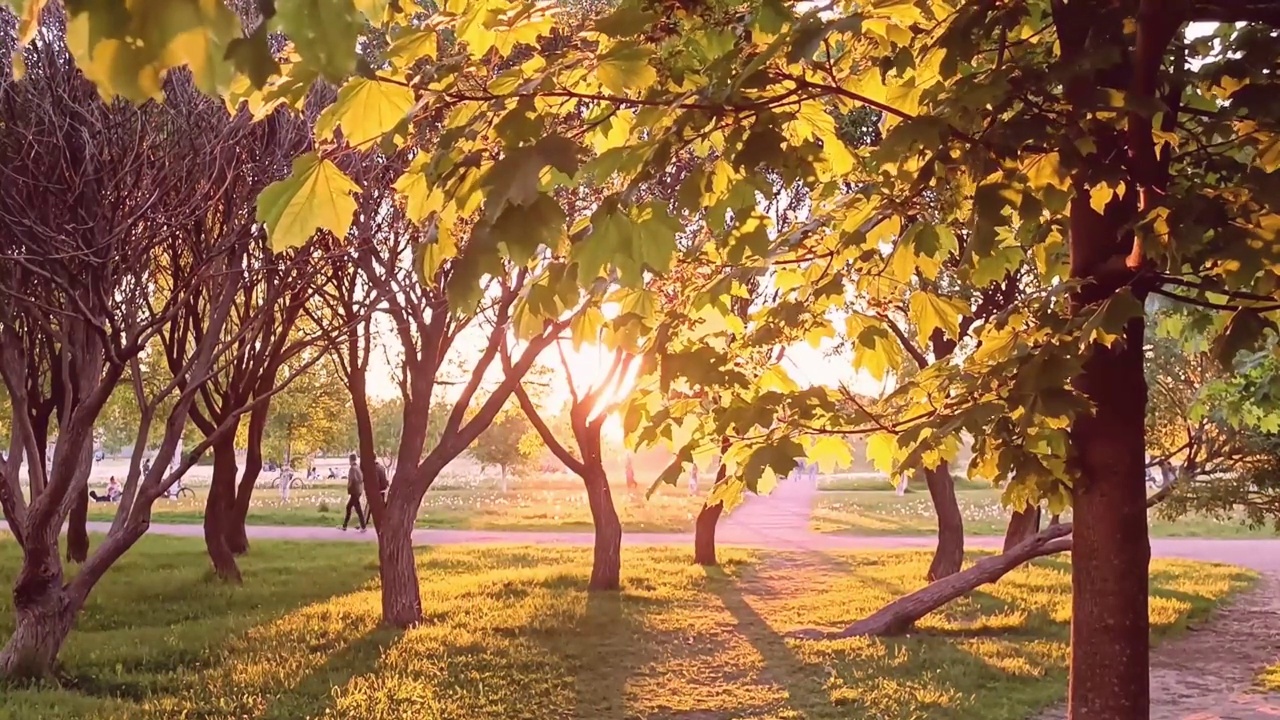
[342,453,367,532]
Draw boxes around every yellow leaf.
[386,29,437,70]
[257,153,361,251]
[12,0,47,45]
[809,435,853,473]
[315,77,416,147]
[758,365,799,392]
[866,432,897,473]
[596,42,657,94]
[1023,151,1068,190]
[774,268,806,292]
[908,291,969,347]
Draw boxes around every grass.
[85,474,704,534]
[0,535,1253,719]
[813,483,1280,539]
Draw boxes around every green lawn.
[812,482,1280,539]
[86,475,703,533]
[0,535,1253,719]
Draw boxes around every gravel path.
[87,476,1280,718]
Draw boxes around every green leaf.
[314,78,416,147]
[273,0,363,83]
[1213,309,1276,370]
[1080,289,1144,347]
[596,42,657,94]
[257,152,360,251]
[225,25,281,89]
[489,194,566,265]
[593,6,657,37]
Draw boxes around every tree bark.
[65,488,89,564]
[0,585,77,680]
[584,468,622,591]
[793,523,1073,640]
[227,406,267,556]
[377,502,421,627]
[204,437,241,582]
[923,463,964,580]
[1068,309,1150,719]
[693,501,724,566]
[1003,506,1041,552]
[0,524,76,680]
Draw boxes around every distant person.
[625,455,637,491]
[90,476,122,502]
[342,453,367,532]
[689,464,699,494]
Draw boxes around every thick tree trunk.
[377,504,421,627]
[923,463,964,580]
[0,529,75,680]
[204,438,241,582]
[693,501,724,566]
[0,586,77,680]
[584,468,622,591]
[65,488,89,563]
[793,523,1073,640]
[1003,506,1041,552]
[1068,316,1150,719]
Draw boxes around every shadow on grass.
[0,535,382,708]
[260,625,402,720]
[705,563,834,715]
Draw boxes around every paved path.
[87,476,1280,719]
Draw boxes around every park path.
[85,477,1280,719]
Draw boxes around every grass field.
[812,477,1280,539]
[0,536,1253,719]
[85,474,704,533]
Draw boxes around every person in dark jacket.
[342,453,367,531]
[363,462,390,523]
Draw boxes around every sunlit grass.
[85,474,704,533]
[0,536,1252,720]
[813,487,1280,539]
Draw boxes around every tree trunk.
[377,504,421,627]
[227,408,266,556]
[65,488,89,564]
[204,437,241,583]
[793,523,1073,640]
[0,586,77,680]
[693,501,723,566]
[1003,506,1041,552]
[1068,313,1150,719]
[0,529,75,680]
[584,468,622,591]
[923,463,964,580]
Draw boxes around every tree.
[509,342,640,590]
[10,2,1279,715]
[0,19,255,676]
[470,411,537,490]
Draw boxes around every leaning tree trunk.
[204,437,242,582]
[1003,505,1041,552]
[584,467,622,591]
[793,523,1073,639]
[0,531,77,680]
[65,488,89,563]
[377,500,422,627]
[1068,308,1150,719]
[693,501,724,566]
[923,463,964,580]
